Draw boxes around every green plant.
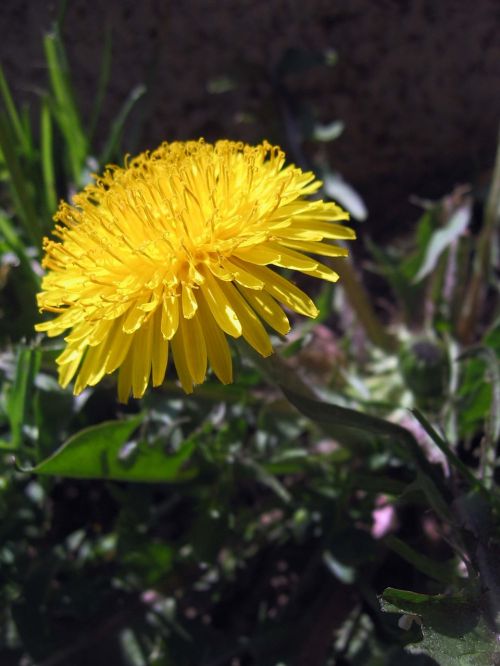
[0,23,498,666]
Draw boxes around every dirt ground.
[1,0,500,238]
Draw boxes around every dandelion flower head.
[36,140,355,401]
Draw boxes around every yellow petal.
[234,244,281,265]
[132,319,153,398]
[289,221,356,240]
[300,261,340,283]
[238,285,290,335]
[219,281,273,357]
[179,313,207,385]
[58,350,84,388]
[247,264,319,318]
[171,328,194,393]
[117,347,134,402]
[123,301,147,334]
[197,293,232,384]
[262,242,318,270]
[151,308,169,386]
[276,222,355,242]
[161,293,179,340]
[293,208,348,221]
[199,268,242,338]
[87,318,114,347]
[207,262,233,282]
[219,258,264,289]
[280,239,349,259]
[181,283,198,319]
[73,343,107,393]
[103,319,135,374]
[57,340,86,365]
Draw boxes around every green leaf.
[381,587,500,665]
[122,542,174,585]
[282,384,455,523]
[25,415,197,482]
[281,385,416,459]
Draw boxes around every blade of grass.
[100,84,146,165]
[55,0,69,29]
[0,65,30,154]
[87,26,112,142]
[43,31,88,184]
[20,104,34,155]
[7,347,41,449]
[40,97,58,216]
[0,110,42,246]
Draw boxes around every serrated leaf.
[24,415,197,482]
[381,587,500,666]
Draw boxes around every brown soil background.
[1,0,499,238]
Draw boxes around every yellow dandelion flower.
[36,140,355,401]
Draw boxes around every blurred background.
[2,0,500,237]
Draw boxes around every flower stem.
[334,257,398,353]
[457,123,500,342]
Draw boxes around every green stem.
[333,257,398,353]
[457,124,500,342]
[412,407,491,500]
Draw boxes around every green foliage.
[381,588,500,665]
[25,415,197,483]
[0,20,498,666]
